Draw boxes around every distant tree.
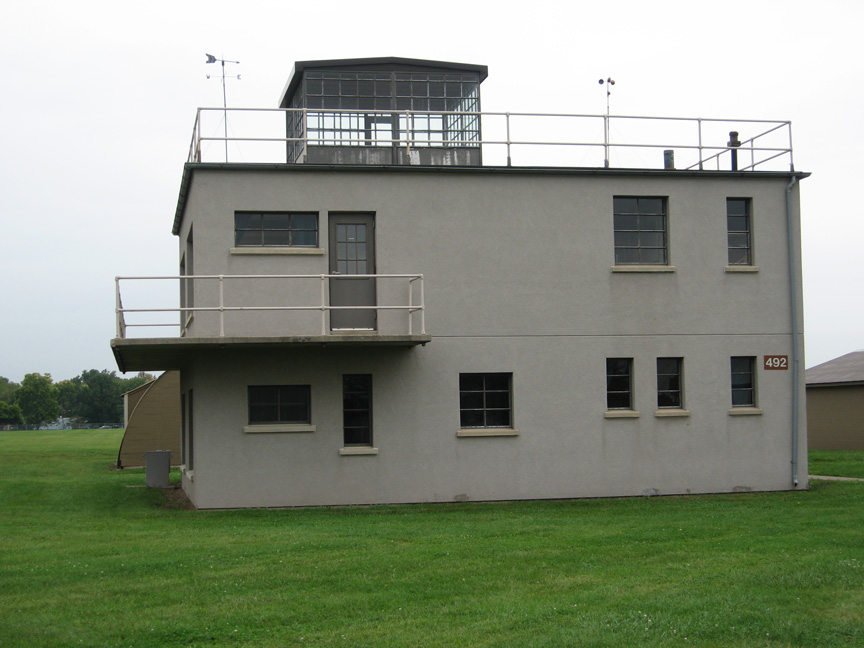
[0,401,22,425]
[56,378,83,418]
[0,376,20,403]
[76,369,125,425]
[15,373,60,425]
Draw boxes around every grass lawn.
[809,450,864,479]
[1,431,863,648]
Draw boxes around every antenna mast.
[205,53,241,162]
[598,77,615,168]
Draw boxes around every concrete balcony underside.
[111,334,431,373]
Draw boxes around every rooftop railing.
[188,107,794,172]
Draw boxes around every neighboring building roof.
[806,350,864,386]
[278,56,489,108]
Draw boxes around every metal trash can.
[145,450,171,488]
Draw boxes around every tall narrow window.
[730,357,756,407]
[613,197,668,265]
[343,374,372,446]
[606,359,633,410]
[727,198,752,265]
[459,373,512,428]
[656,358,683,409]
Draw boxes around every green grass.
[1,431,863,647]
[809,450,864,479]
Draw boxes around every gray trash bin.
[145,450,171,488]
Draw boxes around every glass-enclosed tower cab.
[279,57,487,166]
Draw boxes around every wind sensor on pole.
[598,77,615,168]
[205,53,240,162]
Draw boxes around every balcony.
[111,273,429,372]
[188,107,795,172]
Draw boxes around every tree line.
[0,370,155,427]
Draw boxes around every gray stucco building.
[112,57,808,509]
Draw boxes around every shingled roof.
[806,350,864,385]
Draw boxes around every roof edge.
[172,163,809,236]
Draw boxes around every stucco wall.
[175,167,807,508]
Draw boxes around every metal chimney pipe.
[728,131,742,171]
[663,149,675,170]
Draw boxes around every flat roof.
[172,163,808,235]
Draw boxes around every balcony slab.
[111,334,431,373]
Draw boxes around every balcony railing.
[115,274,425,339]
[188,107,795,172]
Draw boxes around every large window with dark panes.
[248,385,311,424]
[234,212,318,247]
[727,198,752,265]
[459,373,512,428]
[730,357,756,407]
[287,70,481,160]
[656,357,683,409]
[606,358,634,410]
[613,197,668,265]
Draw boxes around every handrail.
[115,273,425,339]
[189,106,794,172]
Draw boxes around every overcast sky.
[1,0,861,383]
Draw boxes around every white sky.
[1,0,861,383]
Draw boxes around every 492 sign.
[764,355,789,370]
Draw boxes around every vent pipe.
[728,131,742,170]
[663,150,675,170]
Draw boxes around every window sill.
[728,407,764,416]
[605,410,640,419]
[655,409,691,418]
[612,265,676,273]
[725,265,760,273]
[339,446,379,456]
[243,424,316,434]
[456,428,519,437]
[231,247,325,256]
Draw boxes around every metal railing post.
[506,113,512,167]
[697,118,704,170]
[419,275,426,335]
[405,111,412,160]
[320,274,327,335]
[787,122,795,172]
[115,277,123,338]
[218,275,225,337]
[408,277,414,335]
[603,114,610,168]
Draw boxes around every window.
[248,385,311,424]
[606,358,633,410]
[727,198,752,265]
[343,374,372,446]
[613,197,667,265]
[656,358,683,408]
[459,373,512,428]
[730,357,756,407]
[235,212,318,247]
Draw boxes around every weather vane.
[205,54,241,161]
[598,77,615,168]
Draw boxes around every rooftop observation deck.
[188,106,795,172]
